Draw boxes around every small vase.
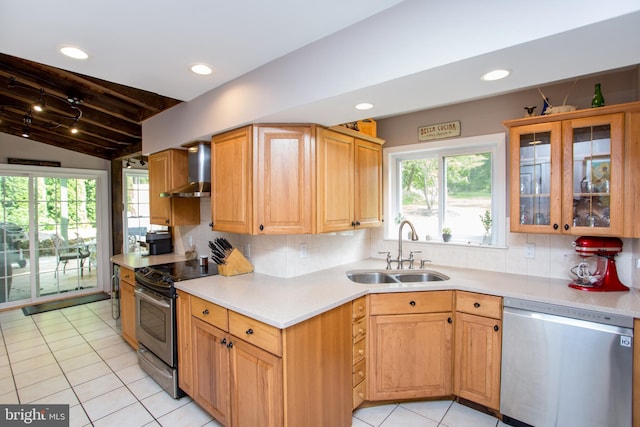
[591,83,605,108]
[482,232,491,245]
[442,233,451,242]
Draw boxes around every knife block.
[218,248,254,277]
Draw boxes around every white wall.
[0,133,110,170]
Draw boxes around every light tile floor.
[1,299,505,426]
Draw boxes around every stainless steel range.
[134,260,217,398]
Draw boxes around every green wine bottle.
[591,83,605,108]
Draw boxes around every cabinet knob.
[227,341,234,349]
[259,224,264,231]
[355,221,361,226]
[245,328,254,335]
[220,338,227,345]
[474,302,480,308]
[358,371,364,378]
[494,325,500,332]
[202,309,209,315]
[409,300,416,306]
[564,224,570,231]
[553,223,559,230]
[209,222,214,227]
[165,219,170,224]
[447,317,453,324]
[351,221,356,227]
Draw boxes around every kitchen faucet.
[397,220,418,269]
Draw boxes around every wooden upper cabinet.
[317,127,384,233]
[149,149,200,226]
[211,127,253,234]
[505,102,640,237]
[211,124,314,235]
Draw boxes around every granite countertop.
[111,255,640,329]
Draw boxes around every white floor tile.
[0,377,16,395]
[380,406,439,427]
[0,389,19,404]
[10,352,57,375]
[92,402,154,427]
[0,353,9,370]
[141,390,192,418]
[52,342,94,362]
[440,402,498,427]
[2,327,42,344]
[74,319,108,335]
[201,419,224,427]
[89,334,127,351]
[400,399,453,423]
[43,327,81,343]
[32,387,80,406]
[37,320,74,335]
[143,421,161,427]
[73,373,125,402]
[115,363,148,384]
[8,343,51,363]
[82,386,138,422]
[14,362,63,389]
[66,361,112,386]
[82,326,118,342]
[95,342,133,360]
[353,403,398,426]
[105,351,138,371]
[6,335,46,353]
[352,417,374,427]
[58,351,103,373]
[69,404,91,427]
[17,374,70,403]
[47,335,87,352]
[127,376,163,400]
[157,400,213,427]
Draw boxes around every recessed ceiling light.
[191,64,213,75]
[60,46,89,60]
[481,69,511,81]
[355,102,374,110]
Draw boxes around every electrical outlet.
[299,243,308,258]
[525,243,535,259]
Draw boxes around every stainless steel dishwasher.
[500,297,633,427]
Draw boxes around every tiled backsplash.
[175,200,638,286]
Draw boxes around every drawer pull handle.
[220,338,227,345]
[409,300,416,306]
[494,325,500,332]
[227,341,234,348]
[358,349,364,355]
[202,309,209,315]
[358,371,364,378]
[246,328,254,335]
[358,328,364,335]
[473,302,480,308]
[447,317,453,324]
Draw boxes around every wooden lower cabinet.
[369,312,453,400]
[634,318,639,427]
[179,292,352,427]
[119,267,137,349]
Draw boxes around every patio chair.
[51,234,91,277]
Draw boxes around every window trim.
[383,132,507,247]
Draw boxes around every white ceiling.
[2,0,640,148]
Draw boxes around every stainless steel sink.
[346,269,449,284]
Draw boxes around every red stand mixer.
[568,236,628,292]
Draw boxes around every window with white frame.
[385,133,506,246]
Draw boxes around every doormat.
[22,293,110,316]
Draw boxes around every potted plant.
[480,210,492,244]
[442,227,452,242]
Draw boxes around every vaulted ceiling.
[0,53,181,160]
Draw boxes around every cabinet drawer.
[229,311,282,356]
[369,291,452,315]
[191,295,228,330]
[352,296,368,320]
[353,337,366,364]
[352,358,366,386]
[353,316,367,341]
[353,380,366,408]
[456,291,502,319]
[120,267,135,284]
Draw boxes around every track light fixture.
[139,158,146,166]
[126,160,132,169]
[3,77,83,139]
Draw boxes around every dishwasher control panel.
[503,297,634,329]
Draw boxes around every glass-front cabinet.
[508,111,625,236]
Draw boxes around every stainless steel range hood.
[160,142,211,198]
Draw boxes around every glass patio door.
[0,167,106,306]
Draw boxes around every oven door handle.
[134,287,171,308]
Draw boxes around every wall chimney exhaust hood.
[160,142,211,198]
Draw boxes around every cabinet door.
[149,151,172,225]
[454,312,502,410]
[120,278,137,349]
[229,337,283,427]
[212,127,253,233]
[369,312,452,400]
[317,129,354,232]
[255,126,314,234]
[354,139,382,228]
[509,122,562,233]
[562,114,624,235]
[192,318,231,425]
[176,290,192,396]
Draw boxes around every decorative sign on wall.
[418,120,461,141]
[8,158,61,167]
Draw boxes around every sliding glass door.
[0,165,109,307]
